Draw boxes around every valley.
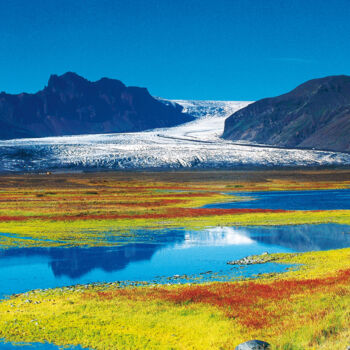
[2,100,350,172]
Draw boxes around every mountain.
[2,100,350,173]
[0,72,194,140]
[222,75,350,152]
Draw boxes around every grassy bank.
[1,170,350,349]
[1,248,350,349]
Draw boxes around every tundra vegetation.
[1,170,350,349]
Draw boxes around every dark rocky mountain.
[223,75,350,152]
[0,72,194,140]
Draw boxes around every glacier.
[1,100,350,172]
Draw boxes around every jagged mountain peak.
[0,73,194,140]
[47,72,89,90]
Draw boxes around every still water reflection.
[0,341,86,350]
[205,189,350,210]
[1,223,350,298]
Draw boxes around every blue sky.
[1,0,350,100]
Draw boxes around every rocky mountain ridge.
[0,72,193,140]
[222,75,350,152]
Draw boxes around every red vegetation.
[158,192,218,198]
[0,216,28,221]
[0,208,286,222]
[88,269,350,330]
[148,208,286,219]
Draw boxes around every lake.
[1,223,350,298]
[1,188,350,349]
[204,188,350,210]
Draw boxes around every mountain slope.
[222,75,350,152]
[2,100,350,172]
[0,72,194,140]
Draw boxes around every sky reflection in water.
[204,189,350,210]
[1,223,350,298]
[0,341,86,350]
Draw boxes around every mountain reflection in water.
[1,224,350,297]
[250,224,350,251]
[0,229,186,278]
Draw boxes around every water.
[1,189,350,298]
[204,188,350,210]
[1,223,350,298]
[0,341,86,350]
[2,188,350,349]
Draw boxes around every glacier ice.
[1,100,350,172]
